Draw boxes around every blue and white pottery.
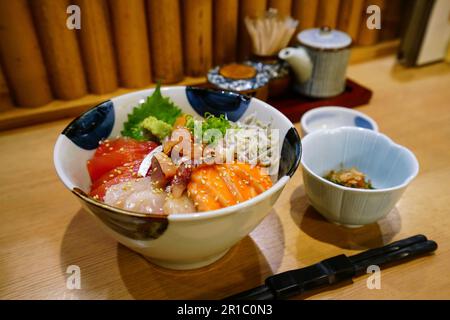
[301,127,419,227]
[207,62,270,93]
[279,27,352,98]
[54,86,301,270]
[300,106,379,136]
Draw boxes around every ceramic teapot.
[279,27,352,98]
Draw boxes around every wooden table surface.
[1,56,449,300]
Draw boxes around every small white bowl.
[301,106,379,136]
[301,127,419,227]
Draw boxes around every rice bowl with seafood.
[54,86,301,269]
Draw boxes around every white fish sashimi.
[104,177,166,214]
[163,195,196,214]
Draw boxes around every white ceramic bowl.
[301,127,418,227]
[300,106,379,136]
[54,86,301,270]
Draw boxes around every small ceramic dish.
[301,127,419,227]
[207,62,270,100]
[54,86,301,270]
[300,106,379,136]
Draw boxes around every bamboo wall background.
[0,0,406,129]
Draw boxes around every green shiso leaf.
[121,83,182,140]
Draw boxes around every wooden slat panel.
[380,0,404,41]
[268,0,292,17]
[30,0,88,100]
[0,0,53,107]
[74,0,118,94]
[182,0,213,76]
[316,0,340,28]
[0,77,207,131]
[357,0,386,45]
[147,0,184,83]
[292,0,319,34]
[0,40,400,131]
[238,0,268,60]
[337,0,364,41]
[213,0,239,65]
[109,0,152,88]
[0,65,12,111]
[350,39,399,63]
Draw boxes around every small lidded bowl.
[207,62,270,100]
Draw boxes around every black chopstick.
[225,234,437,300]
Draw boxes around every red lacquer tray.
[267,78,373,123]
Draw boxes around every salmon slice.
[187,163,273,212]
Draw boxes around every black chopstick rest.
[265,254,356,299]
[225,234,437,300]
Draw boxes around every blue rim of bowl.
[301,106,379,135]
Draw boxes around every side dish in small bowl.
[301,127,418,227]
[54,85,301,269]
